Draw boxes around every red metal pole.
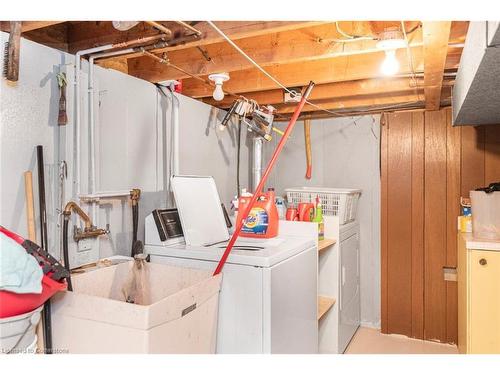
[213,81,315,275]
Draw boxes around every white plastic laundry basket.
[285,187,361,224]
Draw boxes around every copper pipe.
[63,201,92,230]
[142,50,240,98]
[145,21,173,38]
[74,228,108,241]
[130,188,141,206]
[111,34,170,49]
[175,21,202,36]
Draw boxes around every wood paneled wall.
[381,107,500,344]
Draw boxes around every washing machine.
[144,213,318,354]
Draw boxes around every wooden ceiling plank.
[423,21,452,110]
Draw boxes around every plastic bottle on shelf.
[313,196,324,240]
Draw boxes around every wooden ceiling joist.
[0,21,65,33]
[179,45,462,99]
[202,77,425,108]
[422,21,452,110]
[277,91,452,121]
[275,86,451,114]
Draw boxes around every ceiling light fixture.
[376,28,407,76]
[208,73,230,101]
[112,21,140,31]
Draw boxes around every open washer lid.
[171,175,230,246]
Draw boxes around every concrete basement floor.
[345,327,459,354]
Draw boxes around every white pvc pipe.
[252,137,263,191]
[170,86,180,176]
[74,44,115,199]
[88,48,135,194]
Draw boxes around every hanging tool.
[221,98,276,141]
[36,145,52,353]
[213,81,315,276]
[304,119,312,179]
[57,161,67,262]
[3,21,21,84]
[130,189,141,257]
[56,72,68,125]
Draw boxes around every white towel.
[0,232,43,294]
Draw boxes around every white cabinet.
[281,216,360,353]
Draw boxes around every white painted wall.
[264,115,381,328]
[1,36,249,266]
[93,67,249,259]
[0,32,72,259]
[322,116,381,329]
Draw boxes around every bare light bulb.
[381,50,399,76]
[208,73,229,102]
[213,84,225,101]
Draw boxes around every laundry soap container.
[470,190,500,240]
[50,261,221,353]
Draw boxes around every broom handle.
[25,170,45,352]
[304,119,312,179]
[213,82,315,275]
[24,171,37,241]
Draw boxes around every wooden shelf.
[318,238,336,253]
[318,296,336,320]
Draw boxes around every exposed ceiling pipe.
[73,34,171,228]
[175,21,203,36]
[112,21,140,31]
[145,21,173,39]
[112,21,173,40]
[73,33,169,185]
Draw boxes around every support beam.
[276,88,452,120]
[0,21,65,33]
[180,45,462,98]
[274,90,427,114]
[423,21,452,110]
[202,77,427,108]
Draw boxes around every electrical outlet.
[283,87,302,103]
[443,267,457,282]
[77,238,92,253]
